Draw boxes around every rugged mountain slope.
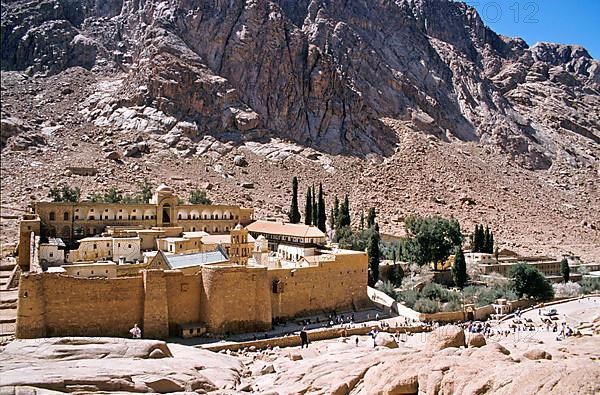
[1,0,599,259]
[2,0,599,161]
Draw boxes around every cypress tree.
[341,194,351,227]
[304,187,312,225]
[288,177,301,223]
[473,224,483,252]
[317,183,327,232]
[333,196,340,227]
[483,226,490,253]
[367,228,380,286]
[329,207,335,229]
[360,210,365,230]
[367,207,376,228]
[311,185,318,226]
[560,258,570,283]
[488,230,494,254]
[452,246,468,288]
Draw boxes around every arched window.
[49,212,56,221]
[63,212,69,221]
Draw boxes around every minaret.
[229,224,249,266]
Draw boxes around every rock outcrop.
[0,338,243,393]
[2,0,598,163]
[426,325,466,351]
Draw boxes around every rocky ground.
[2,314,599,394]
[1,67,599,261]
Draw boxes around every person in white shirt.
[129,323,142,339]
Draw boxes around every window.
[49,252,53,258]
[93,244,97,249]
[131,216,136,220]
[74,216,79,220]
[91,270,94,274]
[128,244,132,249]
[118,216,122,220]
[49,212,56,221]
[76,272,80,275]
[63,212,69,221]
[89,215,95,220]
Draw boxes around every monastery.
[15,185,370,339]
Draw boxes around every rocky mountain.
[2,0,599,162]
[1,0,599,260]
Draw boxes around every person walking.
[129,323,142,339]
[300,327,309,348]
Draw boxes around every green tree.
[471,224,482,252]
[367,227,380,286]
[288,177,301,223]
[560,258,570,283]
[304,187,312,225]
[333,196,340,228]
[104,187,123,203]
[452,246,468,288]
[509,263,554,300]
[483,226,490,253]
[367,207,376,228]
[190,189,211,204]
[488,230,494,254]
[312,185,318,226]
[49,186,81,202]
[138,178,153,203]
[329,207,335,229]
[389,263,404,287]
[317,183,326,232]
[360,210,365,230]
[404,215,463,267]
[338,194,351,228]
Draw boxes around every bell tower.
[229,224,249,266]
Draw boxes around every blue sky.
[464,1,600,58]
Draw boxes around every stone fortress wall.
[16,252,369,339]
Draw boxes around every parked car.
[543,308,558,316]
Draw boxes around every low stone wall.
[201,324,428,352]
[419,310,464,323]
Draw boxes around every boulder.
[467,333,486,348]
[363,365,419,395]
[426,325,465,351]
[124,144,140,157]
[234,110,260,131]
[149,348,167,359]
[375,332,399,349]
[234,154,248,167]
[1,117,28,147]
[523,349,552,360]
[105,151,120,161]
[288,352,303,361]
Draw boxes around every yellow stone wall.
[268,250,369,318]
[16,251,368,338]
